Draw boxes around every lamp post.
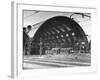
[40,38,43,55]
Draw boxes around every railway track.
[23,55,90,69]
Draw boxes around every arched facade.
[29,16,88,55]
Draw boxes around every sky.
[23,10,91,41]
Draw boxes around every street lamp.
[39,38,43,55]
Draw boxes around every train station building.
[23,11,91,69]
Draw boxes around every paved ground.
[23,54,91,70]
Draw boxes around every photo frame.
[11,2,97,78]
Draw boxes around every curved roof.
[32,16,87,44]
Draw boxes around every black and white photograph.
[23,10,91,70]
